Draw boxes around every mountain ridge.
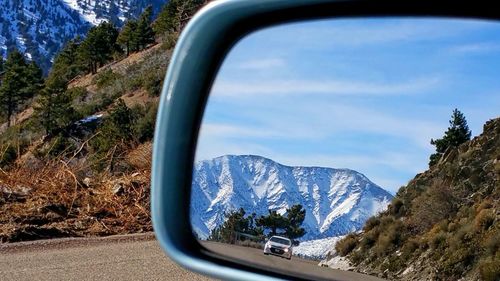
[0,0,164,72]
[190,154,393,241]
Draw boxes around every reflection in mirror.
[191,18,499,281]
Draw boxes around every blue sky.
[195,18,500,194]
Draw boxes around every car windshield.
[270,237,291,245]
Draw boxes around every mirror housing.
[151,0,498,280]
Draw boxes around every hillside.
[0,0,207,243]
[191,155,393,241]
[0,0,165,72]
[328,117,500,281]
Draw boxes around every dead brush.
[125,142,152,171]
[0,153,152,242]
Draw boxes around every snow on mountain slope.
[0,0,164,71]
[293,236,345,259]
[190,155,393,241]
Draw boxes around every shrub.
[0,145,17,167]
[479,257,500,281]
[132,103,157,143]
[93,69,121,89]
[429,231,447,251]
[388,198,405,217]
[363,216,381,232]
[474,209,495,232]
[335,233,358,256]
[142,71,163,97]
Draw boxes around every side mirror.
[152,1,499,281]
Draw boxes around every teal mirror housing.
[151,0,498,280]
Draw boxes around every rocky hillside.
[191,155,393,241]
[328,117,500,281]
[0,0,165,72]
[0,0,208,243]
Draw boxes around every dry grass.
[0,157,152,243]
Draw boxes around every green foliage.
[78,22,120,74]
[429,108,471,166]
[142,70,163,97]
[210,205,307,244]
[117,20,139,56]
[136,6,155,49]
[90,99,135,172]
[93,68,121,89]
[154,0,205,36]
[50,38,85,83]
[256,210,288,237]
[117,6,155,56]
[0,49,44,126]
[255,204,306,241]
[283,204,306,241]
[209,208,263,244]
[0,144,17,167]
[34,76,80,135]
[131,102,157,143]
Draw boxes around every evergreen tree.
[25,61,44,99]
[0,50,28,126]
[284,204,306,242]
[208,208,249,243]
[35,76,78,135]
[51,38,84,82]
[429,108,472,166]
[256,210,288,237]
[135,6,155,50]
[153,0,205,36]
[117,20,138,56]
[78,22,120,74]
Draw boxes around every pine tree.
[25,61,44,99]
[256,210,288,237]
[429,108,472,166]
[35,76,78,135]
[0,50,28,126]
[135,6,155,50]
[78,22,120,74]
[51,38,84,82]
[117,20,138,56]
[284,204,306,242]
[208,208,249,243]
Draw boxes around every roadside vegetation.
[208,204,306,247]
[0,0,208,242]
[334,111,499,281]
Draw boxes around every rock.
[113,183,125,195]
[0,185,31,203]
[83,177,92,187]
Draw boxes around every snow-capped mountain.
[0,0,164,71]
[191,155,393,241]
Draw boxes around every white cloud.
[448,42,500,54]
[237,58,286,70]
[211,77,441,98]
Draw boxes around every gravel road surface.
[0,234,384,281]
[0,233,211,281]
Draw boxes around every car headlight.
[284,248,289,252]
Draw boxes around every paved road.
[0,234,384,281]
[0,234,211,281]
[202,241,385,281]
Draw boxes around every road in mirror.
[191,18,500,281]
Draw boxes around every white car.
[263,236,293,260]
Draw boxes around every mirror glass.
[191,18,499,280]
